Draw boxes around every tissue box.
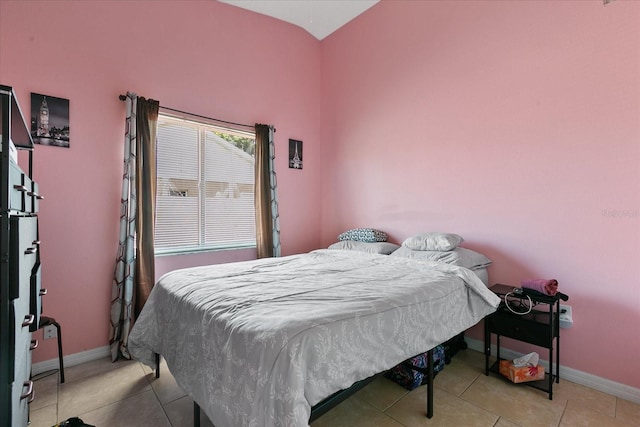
[499,360,545,383]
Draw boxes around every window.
[155,113,256,254]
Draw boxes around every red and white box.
[499,360,545,383]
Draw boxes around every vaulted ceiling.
[218,0,380,40]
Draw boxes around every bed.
[129,248,500,427]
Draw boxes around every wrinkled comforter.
[129,249,500,427]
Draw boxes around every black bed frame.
[153,347,438,426]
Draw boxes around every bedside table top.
[489,283,559,305]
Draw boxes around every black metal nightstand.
[484,284,562,400]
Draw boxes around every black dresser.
[1,85,44,426]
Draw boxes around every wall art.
[289,139,303,169]
[31,92,70,147]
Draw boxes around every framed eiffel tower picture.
[289,139,303,170]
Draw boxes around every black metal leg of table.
[484,319,490,375]
[427,348,434,418]
[556,332,560,383]
[154,353,160,379]
[194,402,201,427]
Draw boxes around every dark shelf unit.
[1,84,41,427]
[484,284,561,400]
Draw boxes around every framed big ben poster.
[31,92,70,148]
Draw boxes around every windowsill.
[155,244,256,257]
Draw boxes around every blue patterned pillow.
[337,228,388,243]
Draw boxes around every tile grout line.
[556,400,569,427]
[380,387,411,426]
[142,361,177,426]
[56,361,153,423]
[456,372,507,424]
[458,371,482,397]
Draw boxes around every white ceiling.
[219,0,380,40]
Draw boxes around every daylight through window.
[155,113,256,254]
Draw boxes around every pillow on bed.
[328,241,400,255]
[390,246,492,270]
[402,232,463,251]
[338,228,388,243]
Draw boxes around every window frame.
[154,112,257,256]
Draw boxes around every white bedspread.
[129,250,500,427]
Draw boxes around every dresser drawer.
[9,286,34,427]
[29,181,43,213]
[8,160,24,211]
[11,292,34,382]
[9,216,38,300]
[487,310,553,348]
[11,354,32,427]
[8,161,33,213]
[22,173,33,213]
[11,381,31,427]
[29,262,44,332]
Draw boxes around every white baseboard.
[32,345,111,376]
[465,337,640,404]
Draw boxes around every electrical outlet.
[44,324,57,339]
[559,304,573,329]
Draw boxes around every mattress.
[474,267,489,286]
[129,249,500,427]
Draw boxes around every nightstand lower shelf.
[488,359,556,395]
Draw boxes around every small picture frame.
[31,92,70,148]
[289,139,303,169]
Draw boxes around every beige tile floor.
[29,349,639,427]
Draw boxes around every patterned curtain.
[255,124,281,258]
[110,92,159,361]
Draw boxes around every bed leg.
[194,402,201,427]
[427,348,434,418]
[154,353,160,379]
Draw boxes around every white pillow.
[390,246,491,270]
[402,232,463,251]
[328,241,400,255]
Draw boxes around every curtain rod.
[118,94,268,132]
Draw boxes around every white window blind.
[155,114,256,254]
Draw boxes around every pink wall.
[0,0,323,363]
[321,0,639,388]
[2,0,638,391]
